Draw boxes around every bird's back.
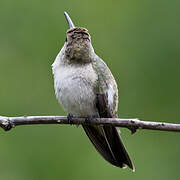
[82,55,134,170]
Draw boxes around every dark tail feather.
[82,125,134,171]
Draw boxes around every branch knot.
[0,116,13,131]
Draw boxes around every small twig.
[0,115,180,133]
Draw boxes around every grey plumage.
[52,12,134,171]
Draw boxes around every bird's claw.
[67,113,74,125]
[85,115,96,125]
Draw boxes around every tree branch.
[0,115,180,134]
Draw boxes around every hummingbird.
[52,12,134,171]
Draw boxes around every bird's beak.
[64,11,75,29]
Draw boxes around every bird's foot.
[85,115,97,125]
[67,113,74,125]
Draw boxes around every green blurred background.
[0,0,180,179]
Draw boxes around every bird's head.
[64,12,94,63]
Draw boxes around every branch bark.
[0,115,180,134]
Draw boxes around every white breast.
[52,58,98,117]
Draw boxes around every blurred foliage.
[0,0,180,179]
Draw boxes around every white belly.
[53,64,98,117]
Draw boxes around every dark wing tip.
[103,126,135,171]
[82,125,135,171]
